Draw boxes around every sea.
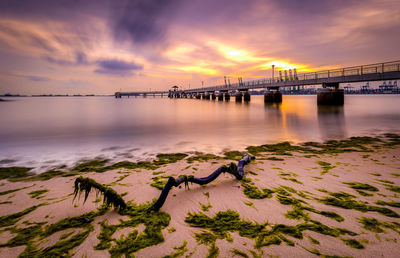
[1,95,399,172]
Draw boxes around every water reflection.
[1,95,399,170]
[317,105,347,140]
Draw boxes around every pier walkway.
[115,60,400,105]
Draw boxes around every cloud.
[110,0,183,45]
[26,75,51,82]
[94,59,144,76]
[12,74,52,82]
[44,51,89,66]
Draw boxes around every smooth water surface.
[1,95,399,170]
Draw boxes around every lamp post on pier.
[272,65,275,83]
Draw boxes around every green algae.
[341,238,364,249]
[168,227,176,233]
[285,205,309,220]
[0,205,102,257]
[199,201,212,212]
[0,201,12,205]
[359,217,384,233]
[282,177,303,184]
[376,200,400,208]
[153,171,166,175]
[71,153,187,173]
[60,230,75,240]
[195,231,217,246]
[391,173,400,177]
[244,201,256,209]
[0,166,33,181]
[24,169,78,181]
[224,151,246,160]
[94,201,171,257]
[242,179,274,199]
[318,161,336,175]
[0,185,31,196]
[307,235,320,245]
[312,210,344,222]
[150,177,167,190]
[207,244,219,258]
[185,210,353,250]
[265,157,284,161]
[29,189,49,199]
[72,159,158,172]
[376,179,394,184]
[73,159,109,171]
[231,248,249,257]
[280,185,297,193]
[278,234,295,246]
[317,191,400,218]
[19,225,94,257]
[44,206,108,237]
[385,185,400,193]
[0,223,44,248]
[356,190,374,196]
[187,152,221,163]
[246,136,381,157]
[343,182,379,192]
[163,241,188,258]
[246,142,295,156]
[0,203,47,228]
[155,153,188,165]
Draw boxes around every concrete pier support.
[264,91,282,103]
[235,92,243,102]
[243,91,251,102]
[317,89,344,105]
[218,93,224,101]
[212,93,216,100]
[224,93,230,101]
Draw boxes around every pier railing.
[186,60,400,92]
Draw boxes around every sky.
[0,0,399,95]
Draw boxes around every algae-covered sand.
[1,134,400,257]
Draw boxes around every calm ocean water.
[1,95,399,171]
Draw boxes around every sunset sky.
[0,0,399,94]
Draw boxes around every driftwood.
[149,154,254,211]
[72,154,254,212]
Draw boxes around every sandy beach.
[1,134,400,257]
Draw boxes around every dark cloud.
[14,74,52,82]
[26,75,51,82]
[44,51,89,66]
[110,0,184,45]
[94,59,143,76]
[0,0,108,21]
[0,0,185,46]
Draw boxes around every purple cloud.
[94,59,144,76]
[111,0,183,45]
[26,75,51,82]
[44,51,89,66]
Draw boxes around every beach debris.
[149,154,255,211]
[73,176,127,210]
[71,155,254,212]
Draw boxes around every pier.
[116,60,400,105]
